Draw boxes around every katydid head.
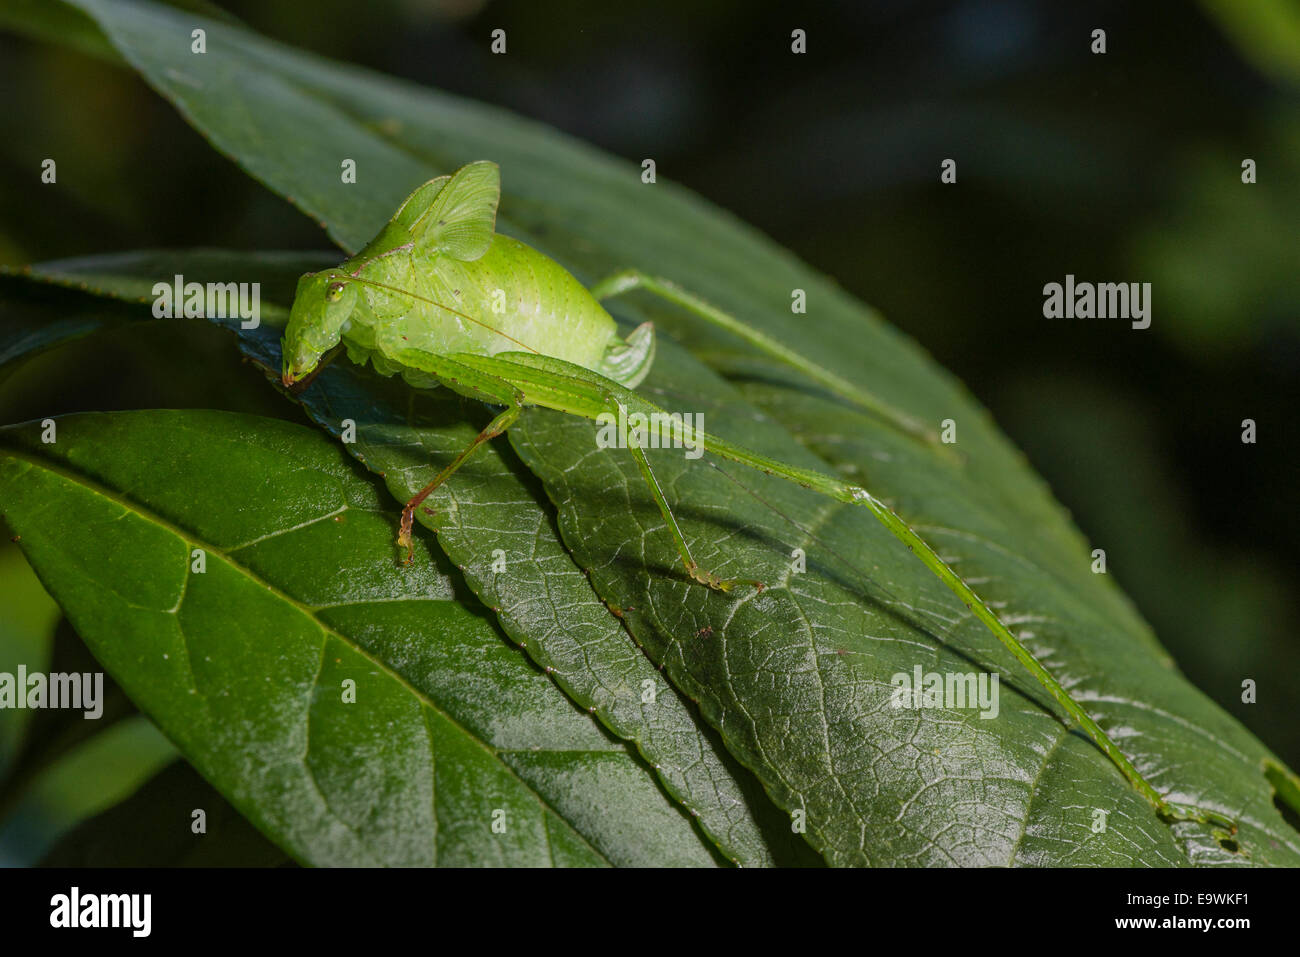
[281,272,358,386]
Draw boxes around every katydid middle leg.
[373,333,526,562]
[397,402,521,562]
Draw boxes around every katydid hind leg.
[409,349,1233,829]
[692,424,1237,825]
[574,363,1221,825]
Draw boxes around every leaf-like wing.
[406,161,500,262]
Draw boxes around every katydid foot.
[397,503,418,564]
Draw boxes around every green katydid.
[280,160,1234,835]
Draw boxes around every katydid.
[280,160,1233,834]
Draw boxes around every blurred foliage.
[1130,110,1300,358]
[0,0,1296,837]
[1200,0,1300,87]
[0,598,176,865]
[40,759,290,867]
[0,545,59,778]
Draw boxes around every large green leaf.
[7,0,1300,865]
[0,409,728,866]
[2,252,812,867]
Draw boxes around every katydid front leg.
[281,342,344,393]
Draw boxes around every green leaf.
[0,409,727,866]
[4,248,335,321]
[0,0,121,65]
[254,349,818,868]
[510,343,1298,866]
[0,260,817,868]
[13,0,1300,865]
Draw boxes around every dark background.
[2,0,1297,770]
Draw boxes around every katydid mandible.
[280,160,1232,834]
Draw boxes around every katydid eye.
[326,282,345,302]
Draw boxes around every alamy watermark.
[50,887,150,937]
[890,665,1000,719]
[152,274,261,329]
[0,666,103,719]
[595,407,704,460]
[1042,274,1151,329]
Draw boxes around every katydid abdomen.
[294,230,657,390]
[362,234,608,360]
